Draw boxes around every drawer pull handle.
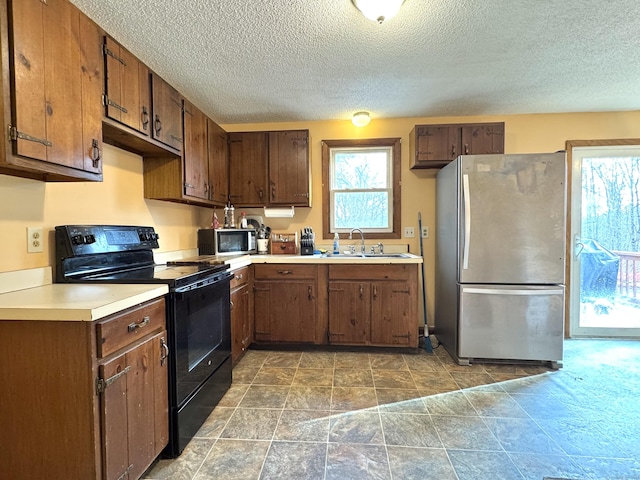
[128,316,150,332]
[235,274,243,281]
[277,270,292,275]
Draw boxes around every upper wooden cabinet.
[461,123,505,156]
[208,119,230,205]
[410,122,504,169]
[103,36,151,136]
[151,73,183,152]
[144,103,229,207]
[268,130,310,205]
[228,131,268,206]
[229,129,310,207]
[0,0,104,181]
[183,99,209,200]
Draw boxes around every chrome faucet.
[349,228,365,254]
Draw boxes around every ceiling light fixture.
[352,111,371,127]
[351,0,405,24]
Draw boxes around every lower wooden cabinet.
[249,263,417,348]
[0,297,168,480]
[230,266,253,364]
[328,265,418,347]
[253,264,321,343]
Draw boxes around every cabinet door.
[268,130,310,206]
[104,36,150,136]
[151,74,183,151]
[208,119,229,205]
[11,0,103,175]
[183,99,209,200]
[461,123,505,155]
[328,282,370,344]
[228,132,268,206]
[100,330,169,480]
[231,283,250,364]
[253,280,316,342]
[370,281,414,346]
[412,125,460,166]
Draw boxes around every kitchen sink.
[324,253,411,259]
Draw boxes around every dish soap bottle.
[333,232,340,254]
[240,212,248,228]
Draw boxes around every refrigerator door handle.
[462,174,471,269]
[464,287,564,296]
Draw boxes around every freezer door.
[458,284,564,362]
[459,153,566,284]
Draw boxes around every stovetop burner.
[54,225,229,289]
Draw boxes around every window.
[322,138,401,239]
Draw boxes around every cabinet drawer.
[254,264,316,280]
[230,266,249,289]
[329,265,411,281]
[96,298,166,358]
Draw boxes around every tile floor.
[144,339,640,480]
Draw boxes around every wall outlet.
[27,227,44,253]
[421,226,430,238]
[403,226,415,238]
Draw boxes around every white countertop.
[250,253,423,264]
[0,251,419,322]
[0,283,168,322]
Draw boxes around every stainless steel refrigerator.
[435,153,566,367]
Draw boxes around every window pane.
[333,151,388,189]
[334,192,389,228]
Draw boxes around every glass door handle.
[574,235,584,258]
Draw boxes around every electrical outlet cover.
[27,227,44,253]
[421,226,430,238]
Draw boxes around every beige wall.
[2,109,639,321]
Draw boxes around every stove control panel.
[55,225,160,257]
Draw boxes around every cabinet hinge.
[96,365,131,394]
[116,464,134,480]
[102,95,128,114]
[8,125,52,147]
[102,44,127,66]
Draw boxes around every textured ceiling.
[69,0,640,125]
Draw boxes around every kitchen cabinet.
[0,0,104,181]
[151,73,183,152]
[207,118,230,205]
[253,264,320,343]
[410,122,504,169]
[144,104,229,207]
[229,130,311,207]
[230,265,253,364]
[0,297,168,480]
[103,36,151,136]
[461,123,505,156]
[228,131,268,206]
[328,265,418,347]
[183,99,209,200]
[268,130,311,206]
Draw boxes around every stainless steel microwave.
[198,228,257,255]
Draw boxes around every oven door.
[168,272,232,406]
